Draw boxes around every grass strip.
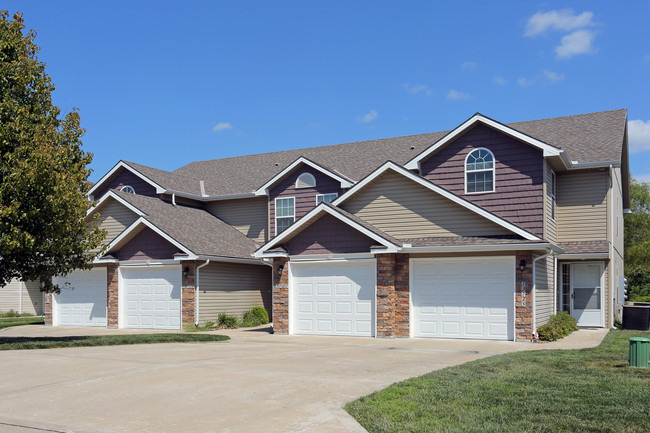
[0,316,45,329]
[346,330,650,433]
[0,333,229,350]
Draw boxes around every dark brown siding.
[284,214,376,255]
[116,227,180,261]
[94,168,158,199]
[269,165,342,237]
[420,124,544,236]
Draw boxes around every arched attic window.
[296,172,316,188]
[120,185,136,194]
[465,148,495,193]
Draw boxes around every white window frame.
[120,185,136,194]
[316,192,338,204]
[275,196,295,236]
[550,170,556,220]
[296,173,316,189]
[464,147,495,194]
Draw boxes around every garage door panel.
[291,261,375,337]
[412,258,514,341]
[121,267,181,330]
[54,268,108,327]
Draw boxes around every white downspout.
[195,260,210,326]
[19,281,24,315]
[609,164,615,328]
[533,250,554,337]
[553,255,558,316]
[172,193,176,206]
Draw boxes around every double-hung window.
[465,148,495,193]
[275,197,295,235]
[316,193,338,204]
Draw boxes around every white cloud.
[555,29,597,58]
[309,121,322,128]
[461,61,477,71]
[629,120,650,153]
[212,122,233,132]
[357,109,378,123]
[493,76,507,85]
[525,9,595,36]
[402,83,434,97]
[542,69,565,82]
[446,89,471,100]
[644,54,650,62]
[517,77,534,87]
[634,173,650,184]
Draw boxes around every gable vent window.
[465,148,495,194]
[275,197,295,235]
[296,173,316,188]
[120,185,136,194]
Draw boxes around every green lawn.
[346,330,650,433]
[0,333,229,350]
[0,316,45,329]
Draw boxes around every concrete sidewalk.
[0,326,608,433]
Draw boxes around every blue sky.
[5,1,650,183]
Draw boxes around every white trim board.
[254,203,401,257]
[332,161,541,241]
[254,157,354,196]
[87,190,146,218]
[404,113,565,171]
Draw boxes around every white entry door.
[571,263,603,327]
[411,257,515,340]
[121,266,182,329]
[53,268,107,327]
[290,260,375,337]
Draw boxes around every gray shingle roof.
[111,190,259,259]
[400,236,546,248]
[113,110,626,198]
[166,109,626,196]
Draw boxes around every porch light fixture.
[277,264,285,275]
[519,259,526,272]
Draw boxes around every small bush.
[537,311,578,341]
[0,310,21,318]
[241,306,270,327]
[217,313,239,329]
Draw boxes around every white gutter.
[403,243,564,254]
[195,260,211,326]
[568,160,621,170]
[163,190,256,202]
[176,255,266,265]
[533,250,554,337]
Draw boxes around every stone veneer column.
[272,257,289,334]
[107,263,119,328]
[515,251,534,341]
[44,291,53,326]
[181,261,197,327]
[376,253,410,338]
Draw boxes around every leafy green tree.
[624,179,650,301]
[0,11,105,292]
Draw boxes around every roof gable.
[254,157,354,196]
[333,161,541,241]
[89,161,166,198]
[254,203,401,257]
[404,113,566,171]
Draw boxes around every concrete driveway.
[0,326,607,433]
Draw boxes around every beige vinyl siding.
[90,199,139,253]
[0,279,43,315]
[556,171,608,242]
[206,197,268,244]
[341,171,512,239]
[543,162,557,243]
[534,255,554,328]
[198,262,271,324]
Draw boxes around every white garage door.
[53,268,107,327]
[291,260,375,337]
[411,257,514,340]
[121,266,181,329]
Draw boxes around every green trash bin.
[629,337,650,368]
